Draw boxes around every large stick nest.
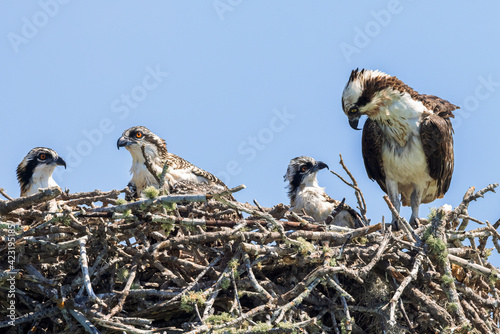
[1,173,500,333]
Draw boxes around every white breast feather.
[169,169,209,184]
[292,186,335,222]
[25,165,59,196]
[379,92,437,201]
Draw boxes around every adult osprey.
[284,156,364,228]
[16,147,66,197]
[117,126,233,200]
[341,69,456,226]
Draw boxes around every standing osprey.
[341,69,456,226]
[284,156,364,228]
[16,147,66,197]
[117,126,231,199]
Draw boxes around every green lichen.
[427,207,438,220]
[251,322,273,333]
[180,291,206,313]
[206,312,234,325]
[340,317,355,334]
[162,202,177,212]
[115,198,126,205]
[489,268,499,286]
[297,237,315,255]
[422,226,432,241]
[352,236,368,245]
[228,258,239,271]
[139,202,149,211]
[116,267,129,283]
[426,234,448,264]
[143,186,159,199]
[161,222,174,236]
[447,302,458,312]
[441,274,454,285]
[483,248,492,260]
[220,276,231,290]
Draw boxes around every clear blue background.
[1,1,499,266]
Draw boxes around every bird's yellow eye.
[136,132,143,138]
[39,154,47,160]
[301,166,307,172]
[349,107,359,114]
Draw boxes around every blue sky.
[1,2,499,265]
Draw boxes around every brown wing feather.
[362,118,387,193]
[420,113,454,197]
[166,153,227,187]
[324,195,365,228]
[323,192,340,205]
[166,153,238,203]
[418,94,459,118]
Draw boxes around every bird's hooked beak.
[117,136,132,149]
[349,117,361,131]
[54,156,67,169]
[311,161,329,173]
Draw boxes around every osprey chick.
[117,126,230,199]
[16,147,66,197]
[284,156,363,228]
[342,69,456,226]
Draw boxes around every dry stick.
[458,214,485,225]
[272,277,321,324]
[486,220,500,241]
[162,253,223,306]
[201,262,234,321]
[333,274,352,332]
[430,207,468,326]
[357,228,392,279]
[0,307,60,328]
[230,266,243,316]
[149,214,324,231]
[91,317,153,334]
[105,256,140,320]
[151,223,381,255]
[0,188,13,200]
[90,194,210,213]
[0,187,61,215]
[242,252,274,301]
[383,195,419,243]
[187,304,273,334]
[452,183,499,231]
[158,162,170,195]
[78,238,107,308]
[386,251,424,325]
[68,308,102,334]
[60,188,124,201]
[330,153,368,224]
[213,194,306,248]
[324,276,354,302]
[460,299,492,334]
[448,254,500,281]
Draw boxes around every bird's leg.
[386,179,400,229]
[409,187,422,228]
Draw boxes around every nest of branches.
[1,164,500,333]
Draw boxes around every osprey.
[16,147,66,197]
[341,69,456,226]
[117,126,231,199]
[284,156,364,228]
